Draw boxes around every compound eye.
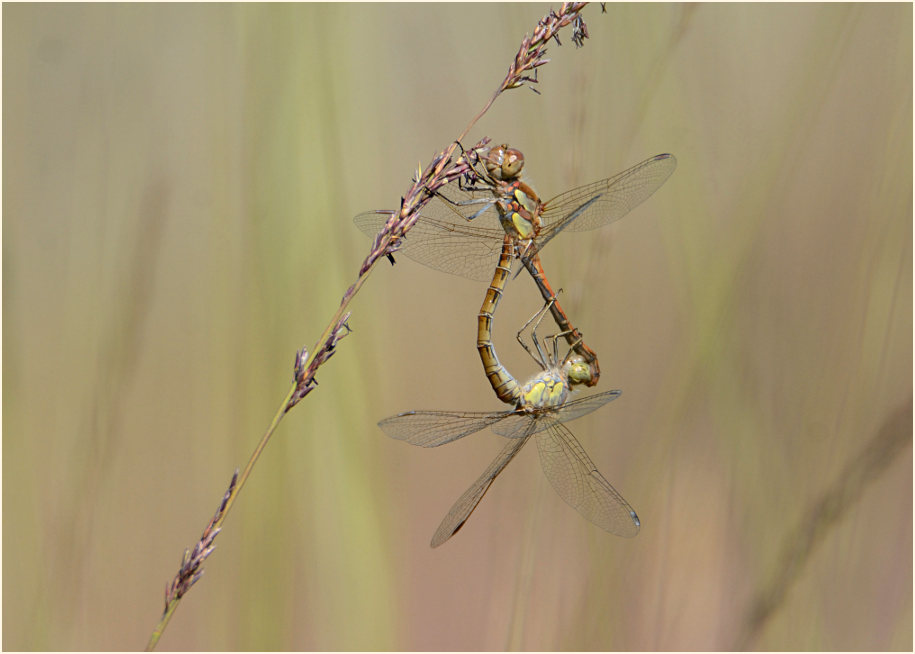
[502,148,525,178]
[568,362,591,385]
[563,355,591,385]
[483,144,509,179]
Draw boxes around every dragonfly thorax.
[496,184,542,242]
[483,144,543,241]
[518,369,570,412]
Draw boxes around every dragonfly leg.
[515,297,557,370]
[427,185,496,219]
[528,296,563,368]
[452,139,466,159]
[429,153,504,217]
[452,140,495,178]
[544,329,583,367]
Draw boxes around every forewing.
[430,433,532,547]
[352,185,506,282]
[535,153,677,251]
[378,409,511,448]
[551,390,622,425]
[535,419,640,537]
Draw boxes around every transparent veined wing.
[490,390,622,438]
[534,153,677,253]
[430,432,533,548]
[549,389,622,424]
[352,183,506,282]
[354,154,676,280]
[534,418,640,537]
[489,411,542,439]
[353,208,504,282]
[379,409,516,448]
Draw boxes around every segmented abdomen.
[477,236,522,406]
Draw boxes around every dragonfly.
[379,292,638,547]
[355,145,677,385]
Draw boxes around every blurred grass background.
[3,3,911,650]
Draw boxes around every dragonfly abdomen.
[477,236,522,406]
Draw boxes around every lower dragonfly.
[355,145,677,385]
[379,276,638,547]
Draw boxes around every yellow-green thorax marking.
[483,145,543,245]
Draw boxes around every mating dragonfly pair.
[355,144,676,547]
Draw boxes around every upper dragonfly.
[354,145,677,283]
[355,145,677,384]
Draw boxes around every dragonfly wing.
[551,389,622,425]
[378,409,512,448]
[430,432,533,547]
[490,411,539,438]
[353,188,506,282]
[398,216,505,282]
[535,153,677,252]
[491,390,621,438]
[431,179,502,222]
[534,418,640,537]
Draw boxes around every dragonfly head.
[485,144,525,181]
[563,355,592,386]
